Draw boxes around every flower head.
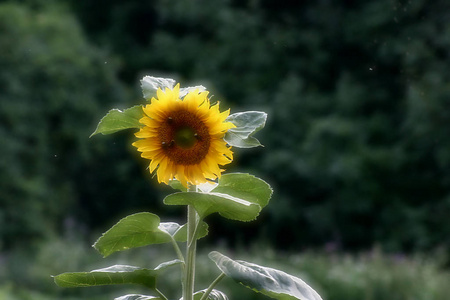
[132,84,235,187]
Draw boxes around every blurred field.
[1,235,449,300]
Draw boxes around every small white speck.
[369,68,373,71]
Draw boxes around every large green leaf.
[212,173,272,209]
[193,289,229,300]
[93,212,169,257]
[93,213,208,257]
[164,192,261,222]
[209,252,323,300]
[116,295,160,300]
[90,105,143,137]
[159,221,209,242]
[54,260,181,289]
[165,174,271,222]
[224,111,267,148]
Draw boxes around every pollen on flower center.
[158,110,210,165]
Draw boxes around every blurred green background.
[1,0,449,299]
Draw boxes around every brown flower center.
[158,110,211,165]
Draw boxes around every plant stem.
[199,273,226,300]
[171,235,186,291]
[183,185,198,300]
[171,237,185,264]
[155,288,169,300]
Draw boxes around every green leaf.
[225,111,267,148]
[116,295,160,300]
[90,105,143,137]
[159,221,209,242]
[141,76,176,99]
[193,289,229,300]
[180,85,206,98]
[212,173,272,209]
[166,174,271,222]
[93,213,209,257]
[140,75,206,99]
[54,261,181,289]
[197,181,219,193]
[93,213,171,257]
[164,192,261,222]
[209,252,323,300]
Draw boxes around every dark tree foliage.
[2,0,450,252]
[0,2,169,249]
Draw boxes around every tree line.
[1,0,449,252]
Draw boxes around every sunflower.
[132,84,235,187]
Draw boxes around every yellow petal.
[134,140,162,152]
[133,83,235,187]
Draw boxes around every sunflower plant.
[53,76,323,300]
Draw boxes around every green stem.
[183,185,198,300]
[171,235,186,290]
[189,217,202,247]
[199,273,226,300]
[155,288,169,300]
[170,237,185,264]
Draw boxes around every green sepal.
[168,180,188,192]
[164,192,261,222]
[209,252,322,300]
[90,105,143,137]
[93,212,208,257]
[225,111,267,148]
[53,260,181,290]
